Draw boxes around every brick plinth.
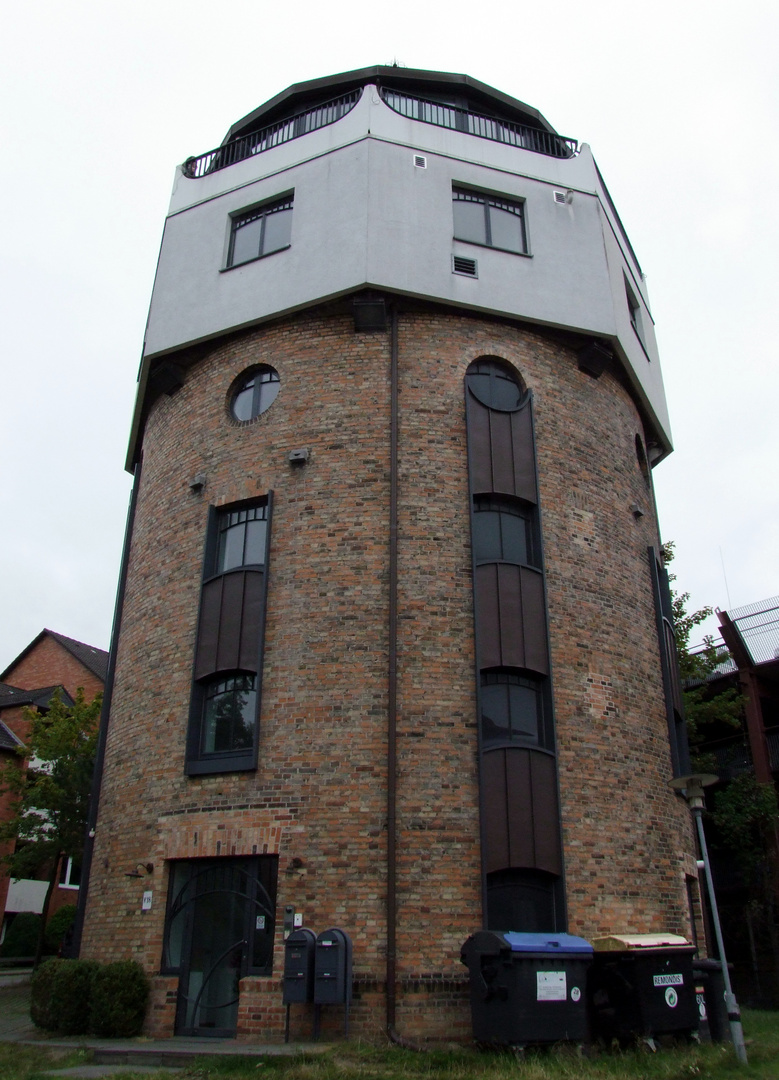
[81,305,695,1042]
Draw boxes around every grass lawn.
[1,1011,777,1080]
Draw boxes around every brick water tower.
[78,67,697,1042]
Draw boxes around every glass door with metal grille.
[162,857,277,1037]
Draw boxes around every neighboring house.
[0,630,107,945]
[80,67,697,1042]
[688,596,779,1005]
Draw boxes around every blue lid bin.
[461,931,593,1046]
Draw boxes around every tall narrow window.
[186,496,272,775]
[473,497,535,567]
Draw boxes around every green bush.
[89,960,150,1037]
[45,904,78,953]
[49,959,99,1035]
[29,957,67,1030]
[0,912,41,958]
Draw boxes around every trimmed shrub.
[49,959,99,1034]
[89,960,150,1037]
[30,957,67,1030]
[0,912,41,958]
[45,904,78,954]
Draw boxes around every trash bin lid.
[591,933,691,951]
[503,931,593,954]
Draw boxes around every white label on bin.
[570,986,581,1003]
[537,971,567,1001]
[653,973,683,986]
[665,987,679,1008]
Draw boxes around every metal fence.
[381,90,577,159]
[183,90,362,179]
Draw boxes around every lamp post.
[669,773,748,1065]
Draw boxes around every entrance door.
[162,857,277,1037]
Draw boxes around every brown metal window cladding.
[186,495,272,775]
[465,358,565,930]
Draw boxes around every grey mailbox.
[314,927,353,1005]
[283,927,317,1005]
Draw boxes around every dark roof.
[0,719,24,751]
[225,65,557,144]
[0,629,108,684]
[0,682,74,711]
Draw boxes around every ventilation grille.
[413,154,427,169]
[453,255,478,277]
[554,190,568,204]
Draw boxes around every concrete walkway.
[0,973,327,1077]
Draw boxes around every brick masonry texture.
[81,305,696,1041]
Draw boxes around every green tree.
[0,688,101,967]
[661,541,743,750]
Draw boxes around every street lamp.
[669,773,748,1065]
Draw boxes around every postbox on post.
[282,927,316,1042]
[313,927,353,1037]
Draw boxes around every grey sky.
[1,0,777,666]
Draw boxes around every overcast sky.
[1,0,777,668]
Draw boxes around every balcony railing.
[381,89,577,159]
[183,89,362,179]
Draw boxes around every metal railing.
[381,89,577,159]
[183,89,362,179]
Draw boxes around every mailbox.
[283,928,316,1004]
[314,927,353,1005]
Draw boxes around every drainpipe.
[386,305,398,1036]
[71,458,142,957]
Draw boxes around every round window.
[466,358,525,411]
[230,366,280,422]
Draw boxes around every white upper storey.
[137,71,671,457]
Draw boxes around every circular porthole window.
[466,357,525,411]
[230,366,280,422]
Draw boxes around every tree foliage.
[0,688,101,965]
[661,541,744,746]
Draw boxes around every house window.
[227,196,293,267]
[473,497,535,567]
[625,278,645,346]
[201,675,257,755]
[187,497,272,775]
[230,367,280,422]
[466,357,525,411]
[453,187,527,254]
[481,671,544,746]
[59,856,82,890]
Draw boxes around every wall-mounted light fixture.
[125,862,154,878]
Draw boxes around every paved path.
[0,975,327,1077]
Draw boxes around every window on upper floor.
[230,366,280,423]
[473,497,535,568]
[480,670,545,747]
[227,196,293,268]
[59,855,82,890]
[186,497,272,775]
[453,187,527,255]
[465,357,526,411]
[625,277,646,347]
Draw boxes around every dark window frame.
[225,195,293,269]
[229,366,280,424]
[186,495,273,776]
[453,186,528,256]
[480,668,549,749]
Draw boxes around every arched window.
[481,670,544,746]
[486,868,560,932]
[466,357,525,411]
[473,496,535,567]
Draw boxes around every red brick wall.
[4,636,104,702]
[81,307,695,1041]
